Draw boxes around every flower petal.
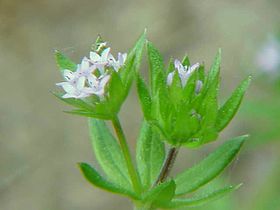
[81,57,90,69]
[60,82,76,94]
[77,76,86,90]
[189,63,200,73]
[62,93,76,98]
[90,51,101,62]
[63,70,75,81]
[167,72,174,86]
[100,74,111,88]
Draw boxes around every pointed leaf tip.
[215,76,251,131]
[78,162,138,199]
[175,135,248,195]
[54,50,77,71]
[159,184,239,209]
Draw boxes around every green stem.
[112,116,142,194]
[154,147,179,186]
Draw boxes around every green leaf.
[215,76,251,131]
[53,92,113,119]
[157,85,172,123]
[54,50,77,71]
[79,163,138,199]
[136,121,165,189]
[159,185,240,209]
[120,31,146,90]
[173,106,199,145]
[133,31,146,73]
[53,92,94,111]
[64,109,111,120]
[147,41,165,95]
[143,180,176,205]
[167,57,175,74]
[197,63,206,84]
[175,135,248,195]
[205,49,221,89]
[107,71,125,113]
[182,54,190,66]
[137,75,152,120]
[168,70,183,104]
[88,118,132,190]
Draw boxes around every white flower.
[108,52,127,72]
[56,75,90,99]
[76,57,96,77]
[89,48,111,74]
[56,57,111,99]
[256,36,280,74]
[167,59,200,87]
[56,45,126,99]
[89,47,127,72]
[86,74,111,97]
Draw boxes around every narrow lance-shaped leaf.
[136,121,165,189]
[79,163,138,199]
[166,57,175,74]
[64,109,111,120]
[215,76,251,131]
[120,30,146,89]
[54,50,77,71]
[158,185,241,209]
[137,76,152,120]
[205,49,221,89]
[53,92,113,119]
[107,71,125,113]
[182,54,190,66]
[88,118,132,190]
[168,70,183,104]
[52,92,94,111]
[147,42,165,95]
[175,135,248,195]
[142,180,176,205]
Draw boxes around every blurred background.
[1,0,280,209]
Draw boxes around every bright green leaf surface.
[205,49,221,89]
[175,135,248,195]
[159,185,240,209]
[88,118,132,190]
[107,71,125,112]
[136,121,165,189]
[147,42,165,95]
[79,163,138,199]
[137,76,152,120]
[54,50,77,71]
[182,54,191,66]
[120,31,146,90]
[215,76,251,131]
[64,109,110,120]
[53,92,93,110]
[143,180,176,205]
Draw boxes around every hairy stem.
[154,147,179,186]
[112,116,142,194]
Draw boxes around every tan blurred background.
[1,0,280,210]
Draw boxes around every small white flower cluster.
[167,59,202,93]
[256,36,280,74]
[57,45,127,99]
